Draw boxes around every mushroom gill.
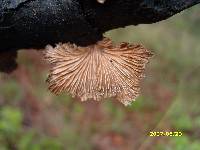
[44,38,153,106]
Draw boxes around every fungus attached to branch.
[44,38,153,106]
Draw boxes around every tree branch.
[0,0,200,72]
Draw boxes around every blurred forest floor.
[0,5,200,150]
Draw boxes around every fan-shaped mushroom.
[44,38,153,106]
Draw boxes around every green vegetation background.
[0,6,200,150]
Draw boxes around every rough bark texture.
[0,0,200,72]
[0,0,200,51]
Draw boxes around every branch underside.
[0,0,200,72]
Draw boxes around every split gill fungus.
[44,38,153,106]
[1,0,200,105]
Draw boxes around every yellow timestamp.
[149,131,183,137]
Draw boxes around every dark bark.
[0,0,200,72]
[0,0,200,51]
[0,51,17,73]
